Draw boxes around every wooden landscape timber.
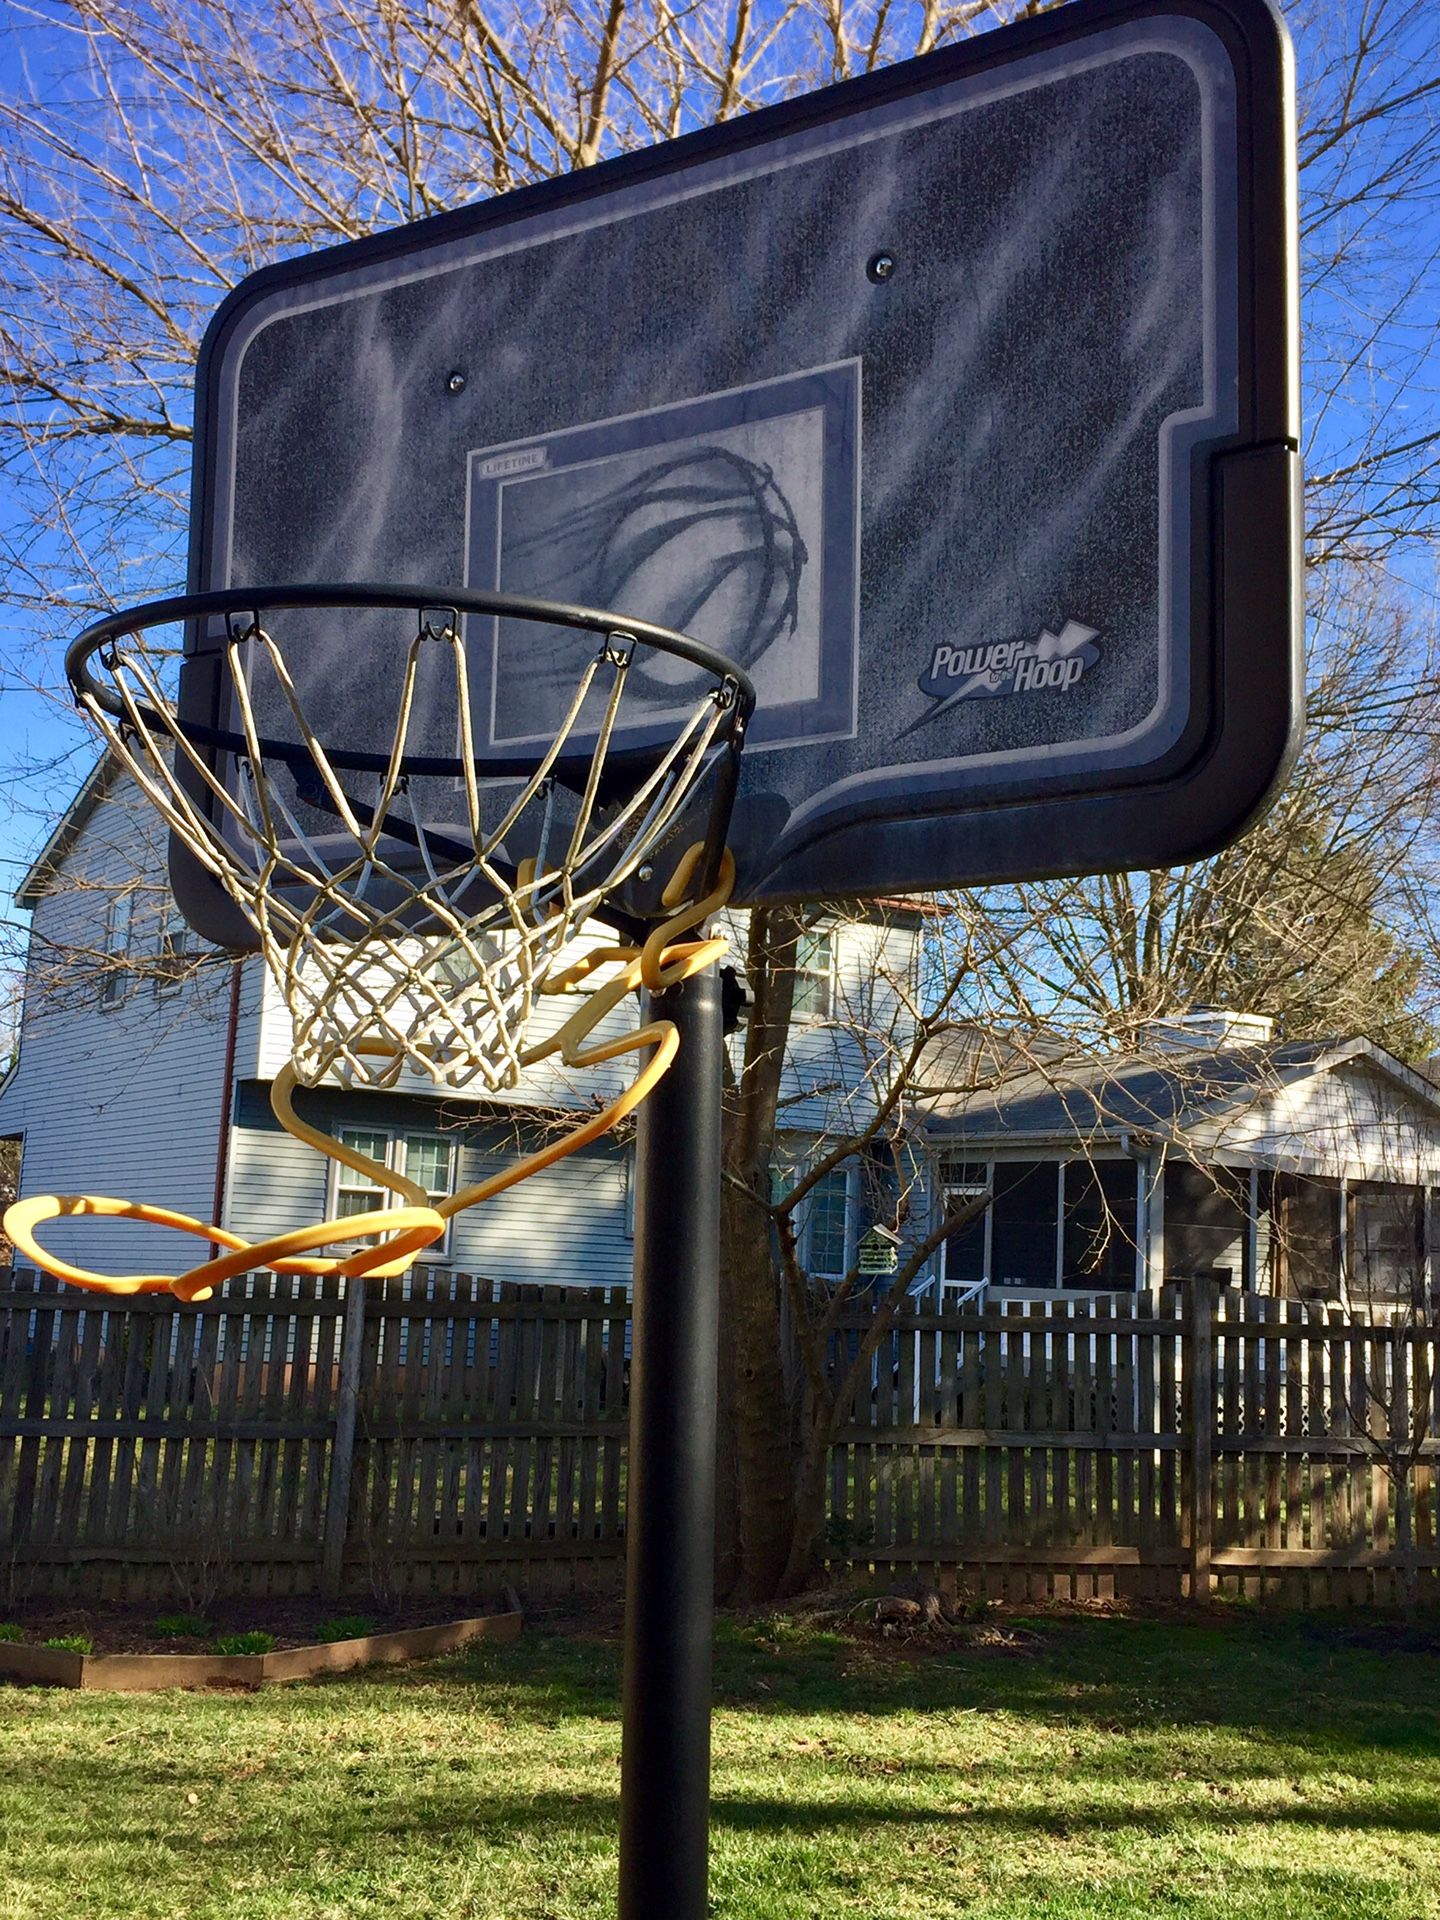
[0,1604,522,1691]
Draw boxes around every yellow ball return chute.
[7,588,751,1301]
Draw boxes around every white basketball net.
[79,607,738,1093]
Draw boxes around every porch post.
[1054,1160,1066,1289]
[1134,1155,1150,1289]
[1246,1167,1260,1293]
[1337,1175,1349,1301]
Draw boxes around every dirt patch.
[1294,1616,1440,1656]
[789,1588,1045,1659]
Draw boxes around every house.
[924,1011,1440,1305]
[11,761,1437,1310]
[0,758,911,1287]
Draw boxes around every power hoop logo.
[912,620,1102,728]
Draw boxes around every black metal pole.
[619,967,723,1920]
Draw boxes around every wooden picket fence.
[829,1288,1440,1607]
[1,1270,1436,1607]
[0,1269,629,1605]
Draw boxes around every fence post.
[321,1275,368,1600]
[1185,1280,1216,1604]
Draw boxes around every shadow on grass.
[10,1770,1440,1858]
[366,1611,1440,1757]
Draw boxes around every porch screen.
[939,1160,987,1289]
[1350,1182,1423,1306]
[1164,1160,1250,1287]
[1062,1160,1139,1290]
[989,1162,1058,1288]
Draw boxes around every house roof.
[923,1034,1440,1148]
[14,752,121,908]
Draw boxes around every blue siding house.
[1,759,915,1288]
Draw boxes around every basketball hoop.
[7,586,752,1299]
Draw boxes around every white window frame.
[331,1125,458,1259]
[98,890,136,1008]
[791,927,834,1023]
[153,904,191,996]
[802,1162,857,1280]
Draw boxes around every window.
[792,929,833,1020]
[334,1126,457,1255]
[154,906,191,994]
[98,890,135,1008]
[805,1167,853,1278]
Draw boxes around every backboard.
[174,0,1300,942]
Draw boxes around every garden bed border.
[0,1602,522,1691]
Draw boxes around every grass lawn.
[1,1607,1439,1919]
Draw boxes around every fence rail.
[0,1272,1434,1607]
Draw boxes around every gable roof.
[924,1034,1440,1147]
[14,752,121,908]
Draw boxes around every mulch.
[0,1595,508,1657]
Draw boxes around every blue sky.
[1,0,1437,984]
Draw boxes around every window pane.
[99,893,134,1006]
[1351,1185,1422,1304]
[404,1135,453,1199]
[1164,1160,1248,1287]
[155,909,189,991]
[1270,1174,1340,1300]
[792,930,832,1018]
[808,1169,849,1276]
[941,1202,986,1287]
[338,1131,388,1192]
[104,892,133,956]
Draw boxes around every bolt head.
[445,370,467,394]
[866,252,897,283]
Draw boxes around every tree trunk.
[777,1396,836,1598]
[714,904,806,1602]
[1393,1462,1418,1622]
[718,1170,794,1600]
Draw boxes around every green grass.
[2,1609,1439,1918]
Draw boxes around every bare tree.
[720,900,997,1596]
[0,1140,19,1265]
[2,0,1439,1603]
[945,564,1440,1066]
